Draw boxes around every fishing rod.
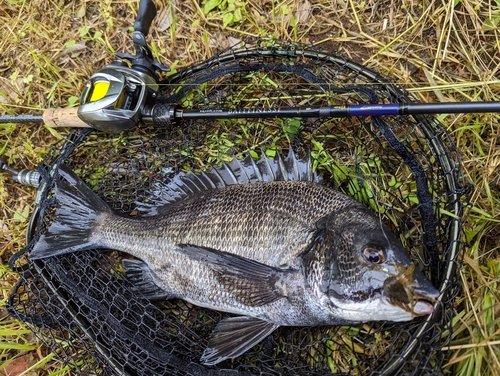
[3,101,500,132]
[145,101,500,121]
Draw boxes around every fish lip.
[412,285,440,315]
[381,285,440,316]
[412,299,435,316]
[414,285,440,300]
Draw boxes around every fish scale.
[107,180,359,268]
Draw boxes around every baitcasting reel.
[77,0,169,133]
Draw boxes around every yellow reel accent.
[89,80,110,102]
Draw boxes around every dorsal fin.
[137,149,321,215]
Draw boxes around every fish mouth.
[411,299,434,315]
[381,289,438,316]
[382,273,440,316]
[410,287,440,316]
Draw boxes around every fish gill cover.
[7,39,468,375]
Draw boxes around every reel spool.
[8,38,468,376]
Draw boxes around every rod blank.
[2,101,500,127]
[173,101,500,121]
[0,114,43,123]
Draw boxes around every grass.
[1,0,499,374]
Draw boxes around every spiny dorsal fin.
[137,149,321,214]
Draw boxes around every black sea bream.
[29,151,439,365]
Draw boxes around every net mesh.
[8,39,468,375]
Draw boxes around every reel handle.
[135,0,157,36]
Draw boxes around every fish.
[29,150,440,366]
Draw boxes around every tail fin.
[29,165,112,260]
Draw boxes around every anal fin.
[201,316,278,365]
[122,259,170,300]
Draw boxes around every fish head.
[310,207,440,323]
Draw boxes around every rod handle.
[42,108,91,128]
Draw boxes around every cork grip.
[42,108,91,128]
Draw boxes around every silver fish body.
[30,151,439,365]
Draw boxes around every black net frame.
[8,38,468,375]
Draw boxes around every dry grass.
[1,0,499,375]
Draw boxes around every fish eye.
[363,246,386,264]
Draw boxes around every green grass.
[1,0,499,374]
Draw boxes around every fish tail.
[29,165,112,260]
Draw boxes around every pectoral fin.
[178,244,289,306]
[201,316,279,366]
